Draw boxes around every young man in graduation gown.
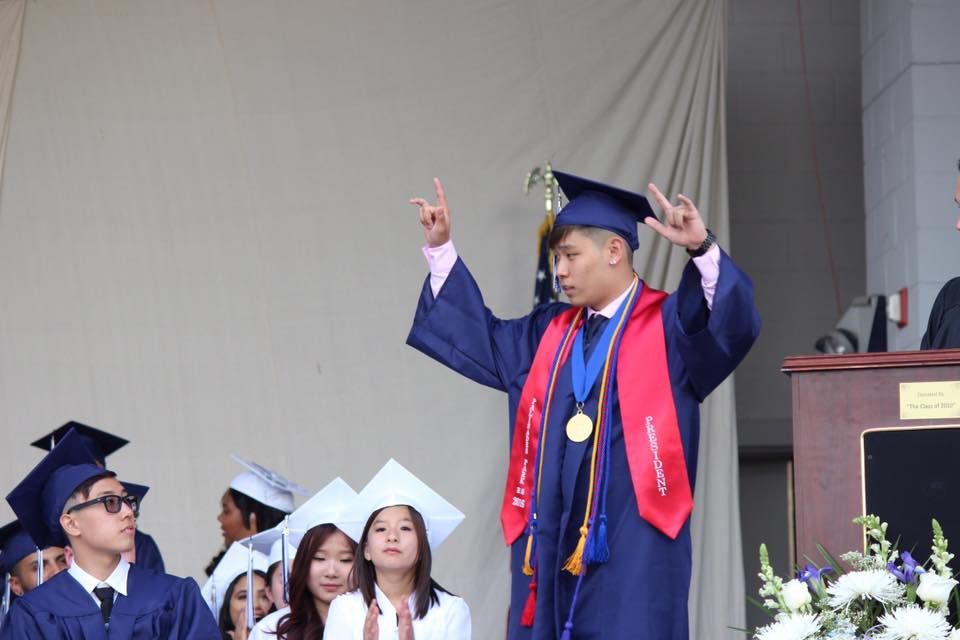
[407,173,760,639]
[32,421,166,573]
[2,428,220,639]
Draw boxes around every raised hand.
[397,599,416,640]
[363,599,379,640]
[409,178,451,247]
[644,183,708,251]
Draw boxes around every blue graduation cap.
[31,421,129,464]
[553,171,656,251]
[0,521,37,575]
[6,428,109,549]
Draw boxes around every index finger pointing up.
[434,177,448,210]
[647,182,671,211]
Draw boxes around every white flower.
[948,628,960,640]
[754,613,820,640]
[874,604,952,640]
[782,579,813,612]
[826,569,903,608]
[917,572,958,606]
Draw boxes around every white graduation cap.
[356,459,464,550]
[244,526,296,564]
[288,476,364,544]
[229,455,310,513]
[200,541,269,618]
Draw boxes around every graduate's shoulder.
[14,570,92,614]
[125,564,205,609]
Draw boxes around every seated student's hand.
[644,183,708,251]
[410,178,451,248]
[363,599,379,640]
[397,599,416,640]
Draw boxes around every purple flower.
[797,563,832,587]
[887,550,926,584]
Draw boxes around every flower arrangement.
[753,515,960,640]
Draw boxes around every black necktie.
[94,585,114,625]
[584,313,609,355]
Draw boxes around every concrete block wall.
[862,0,960,349]
[728,0,864,450]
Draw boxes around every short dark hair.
[229,488,287,533]
[71,471,117,502]
[351,505,450,620]
[275,523,357,640]
[218,569,268,635]
[548,224,633,261]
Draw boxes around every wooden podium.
[782,349,960,564]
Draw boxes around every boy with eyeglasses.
[1,428,219,639]
[31,420,166,573]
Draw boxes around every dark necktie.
[584,313,609,355]
[94,585,114,625]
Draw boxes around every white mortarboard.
[229,455,309,513]
[200,541,269,618]
[268,537,297,567]
[356,459,464,550]
[288,477,363,544]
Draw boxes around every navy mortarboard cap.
[31,421,129,463]
[553,171,656,251]
[0,521,38,575]
[7,428,111,549]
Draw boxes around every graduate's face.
[61,477,137,556]
[218,490,255,546]
[554,229,626,309]
[8,546,68,596]
[307,529,355,606]
[228,573,270,630]
[364,505,419,575]
[267,562,287,608]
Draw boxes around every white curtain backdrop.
[0,1,743,636]
[0,0,24,189]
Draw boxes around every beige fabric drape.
[0,0,742,635]
[0,0,24,194]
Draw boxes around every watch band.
[686,228,716,258]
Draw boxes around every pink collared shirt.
[422,239,720,313]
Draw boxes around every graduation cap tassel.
[281,518,291,605]
[520,575,537,627]
[561,525,588,576]
[35,549,43,586]
[1,573,10,625]
[244,549,255,628]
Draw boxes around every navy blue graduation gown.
[0,563,220,639]
[134,531,165,574]
[407,252,759,640]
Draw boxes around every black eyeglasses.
[66,494,140,517]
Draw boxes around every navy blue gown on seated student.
[133,530,165,574]
[407,252,759,640]
[0,562,218,639]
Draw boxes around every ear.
[60,512,82,538]
[363,541,372,562]
[606,236,626,266]
[8,574,24,597]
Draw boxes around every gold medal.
[566,410,594,442]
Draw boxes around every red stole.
[500,285,693,543]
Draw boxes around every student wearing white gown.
[249,478,362,639]
[323,459,471,640]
